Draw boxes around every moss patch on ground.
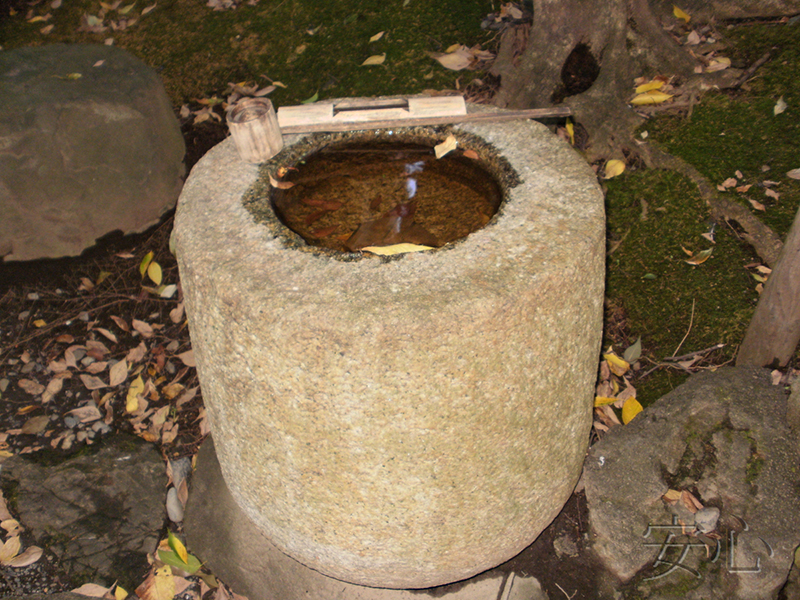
[603,21,800,404]
[1,0,495,106]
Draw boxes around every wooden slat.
[279,106,572,135]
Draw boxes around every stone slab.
[584,367,800,599]
[0,435,167,590]
[185,436,549,600]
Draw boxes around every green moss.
[1,0,495,106]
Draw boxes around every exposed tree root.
[641,143,784,267]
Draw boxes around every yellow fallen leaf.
[622,397,643,424]
[118,2,135,14]
[705,57,731,72]
[434,134,458,158]
[361,53,386,66]
[594,396,618,407]
[115,585,128,600]
[141,2,156,14]
[147,261,162,286]
[126,375,144,413]
[673,5,690,23]
[662,489,682,503]
[0,535,21,564]
[362,243,434,255]
[33,319,47,328]
[630,90,674,105]
[634,79,664,94]
[139,251,153,277]
[369,31,384,42]
[603,159,626,179]
[168,531,189,564]
[603,353,630,376]
[565,118,574,145]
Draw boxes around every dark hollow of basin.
[267,139,505,253]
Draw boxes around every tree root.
[641,143,784,267]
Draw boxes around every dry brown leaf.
[169,303,185,324]
[681,490,704,512]
[109,359,128,387]
[127,341,147,363]
[749,199,766,211]
[132,319,154,338]
[18,379,45,395]
[176,350,195,367]
[0,493,13,522]
[5,545,42,567]
[765,188,780,200]
[71,584,111,597]
[175,386,198,408]
[110,315,130,331]
[55,334,75,344]
[20,415,50,435]
[48,359,68,373]
[86,361,108,374]
[162,382,185,400]
[86,340,111,357]
[462,149,479,160]
[94,327,118,343]
[68,405,102,422]
[1,519,21,536]
[79,374,107,390]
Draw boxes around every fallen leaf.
[749,199,766,211]
[594,396,617,407]
[301,91,319,104]
[268,175,294,189]
[168,530,189,564]
[110,315,130,331]
[774,96,787,115]
[162,382,185,400]
[662,489,682,503]
[0,536,21,564]
[18,379,45,395]
[462,149,479,160]
[94,327,118,343]
[159,284,178,299]
[673,5,691,22]
[434,134,458,158]
[169,303,185,324]
[139,251,154,277]
[361,53,386,66]
[136,565,175,600]
[40,23,54,33]
[603,353,630,377]
[127,341,147,363]
[33,319,47,328]
[147,261,163,286]
[765,188,780,201]
[623,337,642,363]
[621,397,643,424]
[603,159,626,179]
[141,2,156,14]
[80,374,107,390]
[786,168,800,180]
[115,585,128,600]
[720,177,737,188]
[71,583,111,597]
[176,350,195,367]
[686,247,713,265]
[20,415,50,435]
[705,57,731,72]
[430,46,472,71]
[685,30,700,45]
[126,376,145,413]
[361,243,434,255]
[132,319,154,338]
[634,79,664,94]
[630,90,673,105]
[369,31,384,42]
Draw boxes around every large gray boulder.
[584,367,800,599]
[0,44,185,261]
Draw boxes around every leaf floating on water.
[603,159,626,179]
[622,398,643,424]
[434,134,457,158]
[268,174,294,189]
[685,247,713,265]
[362,243,434,255]
[361,53,386,66]
[673,5,691,22]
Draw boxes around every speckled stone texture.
[584,367,800,599]
[173,105,605,588]
[0,44,184,261]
